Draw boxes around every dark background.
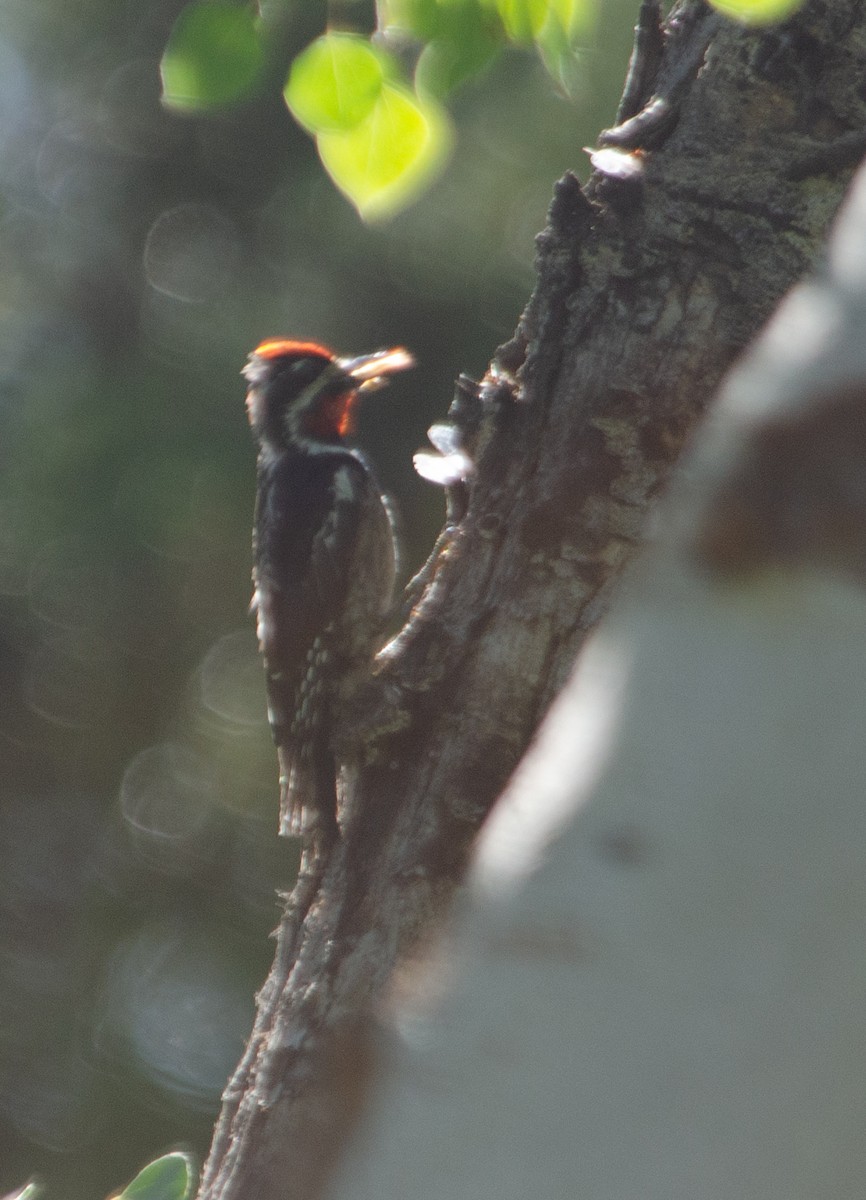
[0,2,636,1196]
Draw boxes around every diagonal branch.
[198,3,866,1198]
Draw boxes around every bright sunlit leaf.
[116,1154,195,1200]
[317,83,453,220]
[285,33,390,133]
[161,1,264,111]
[708,0,804,22]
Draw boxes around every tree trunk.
[198,3,866,1198]
[326,145,866,1200]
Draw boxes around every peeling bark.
[198,3,866,1198]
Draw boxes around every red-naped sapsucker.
[243,339,414,837]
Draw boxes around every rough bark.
[198,3,866,1198]
[327,150,866,1200]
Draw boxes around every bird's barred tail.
[278,738,338,838]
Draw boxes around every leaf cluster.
[159,0,597,219]
[157,0,805,219]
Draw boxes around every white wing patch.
[333,464,359,503]
[251,585,271,649]
[289,631,332,740]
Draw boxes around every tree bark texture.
[329,157,866,1200]
[198,3,866,1198]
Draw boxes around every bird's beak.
[337,348,415,392]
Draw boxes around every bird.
[243,338,414,838]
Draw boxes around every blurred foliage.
[709,0,805,22]
[114,1153,195,1200]
[285,34,452,219]
[161,3,265,111]
[286,34,390,131]
[162,0,600,217]
[159,0,810,221]
[315,78,452,220]
[0,0,640,1197]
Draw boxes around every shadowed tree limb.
[198,3,866,1198]
[328,149,866,1200]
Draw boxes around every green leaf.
[708,0,805,22]
[116,1153,196,1200]
[535,13,575,93]
[415,28,502,97]
[317,83,453,219]
[534,0,595,91]
[406,0,504,97]
[285,33,391,133]
[548,0,596,38]
[494,0,549,43]
[161,2,264,112]
[380,0,445,40]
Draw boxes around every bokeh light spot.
[199,629,266,729]
[144,204,240,303]
[120,742,219,866]
[96,919,254,1107]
